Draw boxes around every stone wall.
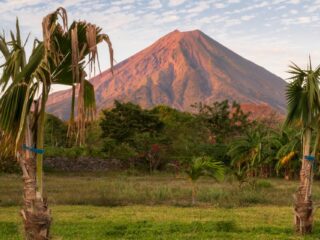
[44,157,122,172]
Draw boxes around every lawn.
[1,173,320,239]
[1,205,320,239]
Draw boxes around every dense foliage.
[31,100,307,181]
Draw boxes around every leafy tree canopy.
[194,100,251,143]
[100,101,164,143]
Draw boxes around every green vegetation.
[1,97,312,238]
[0,173,317,208]
[1,174,320,239]
[41,100,301,180]
[185,156,225,204]
[2,205,320,240]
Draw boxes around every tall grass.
[0,173,307,207]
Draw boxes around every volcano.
[47,29,287,119]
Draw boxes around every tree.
[100,101,166,171]
[185,156,225,204]
[284,60,320,234]
[44,114,68,147]
[194,100,251,143]
[228,129,266,176]
[152,105,212,171]
[0,9,113,239]
[100,101,164,143]
[227,125,281,183]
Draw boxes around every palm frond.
[186,156,225,182]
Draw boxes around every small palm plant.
[185,156,225,205]
[232,166,248,188]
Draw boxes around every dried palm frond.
[86,23,97,76]
[280,151,297,166]
[99,34,114,74]
[71,22,79,84]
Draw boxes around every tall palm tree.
[284,60,320,234]
[0,8,113,239]
[185,156,225,204]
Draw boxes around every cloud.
[225,19,242,27]
[148,0,162,9]
[281,15,319,26]
[305,0,320,13]
[289,0,300,4]
[168,0,186,7]
[156,14,180,24]
[111,0,135,5]
[290,9,298,14]
[296,16,312,23]
[197,16,220,24]
[214,3,226,9]
[186,2,210,13]
[241,15,255,21]
[0,0,319,80]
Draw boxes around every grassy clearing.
[2,173,320,239]
[0,172,313,207]
[1,205,320,239]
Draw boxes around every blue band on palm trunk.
[22,144,45,154]
[304,155,315,161]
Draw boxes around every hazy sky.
[1,0,320,81]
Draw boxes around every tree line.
[39,100,302,183]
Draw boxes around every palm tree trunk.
[191,181,196,205]
[19,115,51,239]
[77,74,86,146]
[294,128,313,234]
[67,84,76,145]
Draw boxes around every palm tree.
[228,127,280,186]
[275,128,301,180]
[185,156,225,204]
[228,129,267,176]
[284,60,320,234]
[0,8,113,239]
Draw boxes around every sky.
[1,0,320,84]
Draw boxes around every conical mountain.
[47,29,286,119]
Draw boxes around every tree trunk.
[284,168,290,180]
[294,129,313,234]
[19,118,51,240]
[191,181,196,205]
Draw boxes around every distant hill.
[47,29,287,120]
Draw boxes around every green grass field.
[1,173,320,239]
[2,205,320,239]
